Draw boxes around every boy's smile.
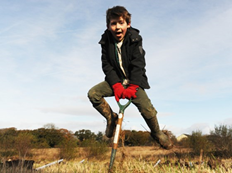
[108,16,131,42]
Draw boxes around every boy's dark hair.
[106,6,131,27]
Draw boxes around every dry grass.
[31,148,61,162]
[2,146,232,173]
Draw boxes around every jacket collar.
[99,27,141,45]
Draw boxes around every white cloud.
[143,6,232,102]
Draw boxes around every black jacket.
[99,27,150,89]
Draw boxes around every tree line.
[0,124,232,159]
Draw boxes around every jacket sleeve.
[129,37,147,86]
[101,44,121,86]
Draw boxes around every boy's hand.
[112,83,125,102]
[122,84,139,99]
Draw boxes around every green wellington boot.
[145,116,173,150]
[94,99,118,138]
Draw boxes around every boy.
[88,6,173,149]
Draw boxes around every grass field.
[2,146,232,172]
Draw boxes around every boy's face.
[108,16,131,42]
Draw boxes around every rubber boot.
[94,99,118,138]
[145,116,173,149]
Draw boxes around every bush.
[124,130,151,146]
[209,125,232,157]
[188,130,213,155]
[14,132,35,159]
[59,138,77,160]
[81,139,109,159]
[59,129,78,160]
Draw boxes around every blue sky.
[1,0,232,137]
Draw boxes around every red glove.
[112,83,125,102]
[122,84,139,99]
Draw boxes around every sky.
[1,0,232,137]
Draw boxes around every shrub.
[209,124,232,157]
[188,130,213,155]
[81,139,109,159]
[14,132,35,159]
[59,138,77,160]
[124,130,151,146]
[59,129,78,160]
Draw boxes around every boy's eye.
[119,20,124,24]
[111,22,117,25]
[110,20,125,26]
